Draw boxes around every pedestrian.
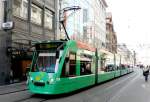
[143,66,149,82]
[10,69,14,83]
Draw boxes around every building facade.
[0,0,11,84]
[117,44,134,66]
[0,0,59,84]
[61,0,107,49]
[106,12,117,53]
[97,12,118,69]
[0,1,3,29]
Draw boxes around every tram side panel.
[97,71,116,83]
[115,70,121,77]
[96,55,116,83]
[53,42,96,94]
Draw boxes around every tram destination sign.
[36,42,64,50]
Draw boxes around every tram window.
[98,60,102,72]
[120,64,125,70]
[31,64,36,72]
[80,61,92,75]
[69,60,76,76]
[32,52,56,73]
[105,64,115,72]
[61,60,67,77]
[80,54,92,75]
[69,53,76,76]
[60,56,70,77]
[61,53,76,77]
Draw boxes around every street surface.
[0,68,149,102]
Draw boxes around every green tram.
[27,40,133,95]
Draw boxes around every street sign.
[2,21,14,30]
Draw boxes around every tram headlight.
[30,77,33,81]
[48,79,54,84]
[27,77,33,84]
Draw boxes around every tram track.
[15,98,49,102]
[13,96,33,102]
[13,95,49,102]
[0,71,137,102]
[0,89,28,96]
[15,73,136,102]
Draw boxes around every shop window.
[45,9,53,30]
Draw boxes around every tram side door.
[61,52,77,77]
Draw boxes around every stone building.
[117,44,134,66]
[106,12,117,53]
[0,0,59,84]
[61,0,107,49]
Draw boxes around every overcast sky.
[106,0,150,65]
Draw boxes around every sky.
[106,0,150,65]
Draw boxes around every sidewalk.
[0,81,27,95]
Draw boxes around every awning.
[99,49,113,55]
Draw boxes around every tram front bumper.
[28,80,58,95]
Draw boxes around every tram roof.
[34,40,96,52]
[34,40,67,44]
[77,41,96,52]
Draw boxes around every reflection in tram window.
[80,54,92,75]
[33,52,56,73]
[61,52,76,77]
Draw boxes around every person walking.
[143,66,150,82]
[10,69,14,83]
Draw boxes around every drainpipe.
[27,0,32,45]
[42,0,45,40]
[54,0,60,40]
[3,0,7,22]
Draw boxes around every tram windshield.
[34,51,56,73]
[31,41,66,73]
